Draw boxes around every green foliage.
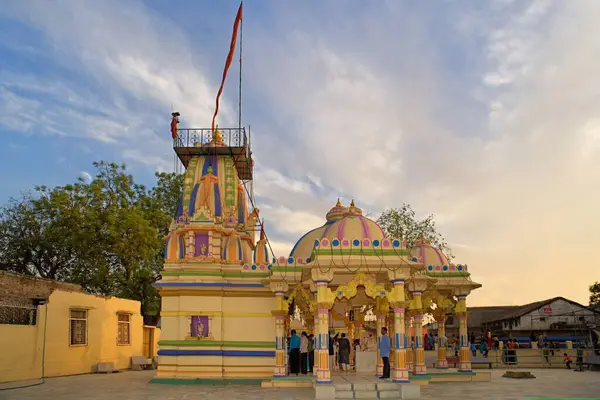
[376,204,453,258]
[590,282,600,310]
[0,161,183,322]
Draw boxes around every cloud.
[1,0,600,307]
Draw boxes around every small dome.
[325,198,346,221]
[165,233,185,261]
[410,238,450,272]
[222,235,243,262]
[290,199,385,259]
[253,227,270,265]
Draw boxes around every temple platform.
[261,368,492,388]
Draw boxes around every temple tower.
[154,126,276,382]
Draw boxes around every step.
[335,390,379,399]
[379,390,402,398]
[353,383,377,391]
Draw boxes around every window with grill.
[117,313,131,345]
[70,309,87,346]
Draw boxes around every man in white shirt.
[300,331,309,374]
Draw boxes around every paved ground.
[1,369,599,400]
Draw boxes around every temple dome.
[289,200,385,260]
[409,238,459,273]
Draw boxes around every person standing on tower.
[171,112,180,139]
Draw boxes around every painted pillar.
[457,295,472,372]
[390,279,409,383]
[387,311,395,369]
[411,291,426,375]
[313,313,319,376]
[376,314,385,376]
[315,280,332,384]
[271,288,288,377]
[405,316,413,371]
[436,314,448,369]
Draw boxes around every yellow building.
[0,271,160,383]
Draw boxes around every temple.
[154,125,484,397]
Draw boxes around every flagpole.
[238,1,243,133]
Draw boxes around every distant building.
[428,297,600,344]
[0,271,160,383]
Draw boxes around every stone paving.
[1,369,599,400]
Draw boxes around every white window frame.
[117,313,131,345]
[69,309,88,346]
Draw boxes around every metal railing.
[467,347,600,369]
[173,128,247,148]
[0,300,37,325]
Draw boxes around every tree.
[376,204,453,258]
[0,161,183,323]
[590,282,600,311]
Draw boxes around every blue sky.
[1,0,600,306]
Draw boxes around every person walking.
[338,333,351,373]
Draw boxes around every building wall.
[0,289,159,383]
[514,299,599,331]
[157,293,276,380]
[0,324,42,383]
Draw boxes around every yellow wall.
[0,289,160,383]
[0,324,42,383]
[157,293,276,380]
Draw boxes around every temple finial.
[213,125,223,142]
[336,198,342,207]
[350,199,355,207]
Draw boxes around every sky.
[1,0,599,307]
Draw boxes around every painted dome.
[289,200,385,260]
[325,198,346,221]
[164,233,185,261]
[222,235,244,263]
[253,227,270,265]
[409,238,465,273]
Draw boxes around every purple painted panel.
[195,233,209,256]
[191,316,209,337]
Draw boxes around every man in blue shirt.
[379,327,392,379]
[288,330,301,375]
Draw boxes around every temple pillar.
[270,282,289,377]
[411,291,427,375]
[435,314,448,369]
[387,310,395,369]
[312,270,335,385]
[456,293,471,372]
[389,279,409,383]
[405,316,413,372]
[376,313,385,376]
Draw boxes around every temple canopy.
[265,199,481,382]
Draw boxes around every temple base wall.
[156,292,276,381]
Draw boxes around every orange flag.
[211,2,243,134]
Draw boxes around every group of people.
[287,330,315,375]
[287,328,393,378]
